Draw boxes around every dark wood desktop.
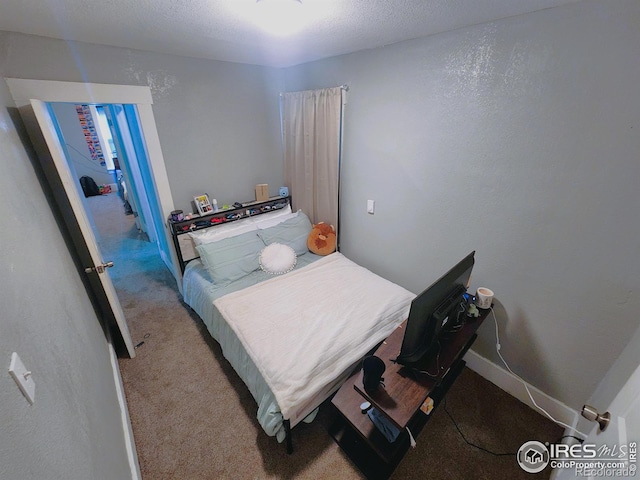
[330,307,489,479]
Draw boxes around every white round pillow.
[259,243,297,275]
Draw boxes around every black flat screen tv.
[395,251,475,369]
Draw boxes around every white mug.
[476,287,494,309]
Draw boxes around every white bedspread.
[213,252,414,421]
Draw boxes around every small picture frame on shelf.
[194,194,213,215]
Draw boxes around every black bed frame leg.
[284,419,293,454]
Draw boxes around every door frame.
[6,78,181,283]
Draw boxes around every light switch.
[367,199,375,214]
[9,352,35,405]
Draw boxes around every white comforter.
[213,252,414,421]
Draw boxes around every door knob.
[85,261,114,274]
[581,404,610,432]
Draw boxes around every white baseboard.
[108,341,142,480]
[464,349,580,431]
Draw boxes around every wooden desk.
[329,309,489,479]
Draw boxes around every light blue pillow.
[257,211,312,255]
[196,230,265,284]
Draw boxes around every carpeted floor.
[87,192,562,479]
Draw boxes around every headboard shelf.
[169,195,292,272]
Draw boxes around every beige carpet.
[87,192,562,479]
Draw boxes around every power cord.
[442,307,588,455]
[442,397,585,457]
[557,434,585,444]
[443,399,586,457]
[414,301,467,378]
[443,397,516,456]
[442,301,467,334]
[489,307,587,439]
[414,340,442,378]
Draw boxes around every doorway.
[6,78,179,356]
[48,101,162,303]
[6,78,179,273]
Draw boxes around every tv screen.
[395,251,475,368]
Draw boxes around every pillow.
[195,230,265,284]
[251,204,294,229]
[307,222,336,256]
[257,211,313,256]
[188,217,257,246]
[259,243,297,275]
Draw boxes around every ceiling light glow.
[254,0,306,36]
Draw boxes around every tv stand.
[329,308,489,479]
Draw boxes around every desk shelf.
[329,310,488,480]
[330,360,466,479]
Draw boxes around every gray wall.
[0,31,285,213]
[283,0,640,409]
[0,29,286,478]
[1,0,638,460]
[0,79,132,478]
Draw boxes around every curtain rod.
[280,84,349,97]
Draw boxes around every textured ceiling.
[0,0,583,68]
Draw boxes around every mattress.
[182,252,414,443]
[182,253,324,441]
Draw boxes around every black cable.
[443,398,517,456]
[448,301,468,333]
[414,340,442,378]
[557,434,585,444]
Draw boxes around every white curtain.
[281,87,342,232]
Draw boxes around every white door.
[21,99,136,358]
[554,363,640,479]
[106,104,155,242]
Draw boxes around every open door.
[114,104,174,264]
[105,104,155,242]
[7,78,180,287]
[553,363,640,479]
[18,99,136,358]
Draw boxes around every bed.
[173,198,414,452]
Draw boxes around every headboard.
[168,196,292,273]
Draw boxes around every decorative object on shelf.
[475,287,494,309]
[170,210,184,222]
[279,186,289,197]
[194,194,213,215]
[255,183,269,201]
[420,396,434,415]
